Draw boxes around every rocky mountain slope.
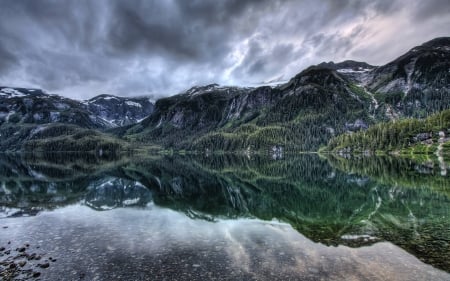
[359,37,450,119]
[365,37,450,95]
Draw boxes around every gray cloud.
[0,0,449,100]
[413,0,450,21]
[0,43,17,72]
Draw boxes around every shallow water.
[0,153,449,280]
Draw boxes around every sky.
[0,0,449,100]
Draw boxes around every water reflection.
[85,177,152,210]
[0,152,449,274]
[2,206,448,281]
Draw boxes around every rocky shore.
[0,230,55,280]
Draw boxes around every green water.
[0,153,449,280]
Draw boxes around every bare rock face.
[412,132,433,143]
[0,87,105,129]
[345,119,369,132]
[86,95,154,127]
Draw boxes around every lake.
[0,153,449,280]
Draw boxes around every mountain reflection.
[0,152,448,271]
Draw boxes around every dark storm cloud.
[105,0,278,63]
[307,25,367,58]
[0,0,448,99]
[231,37,301,82]
[0,42,17,72]
[413,0,450,21]
[0,0,118,96]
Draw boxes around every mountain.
[0,87,108,129]
[361,37,450,119]
[86,94,154,127]
[324,38,450,155]
[313,60,376,71]
[365,37,450,94]
[119,37,449,152]
[0,87,154,129]
[0,87,154,151]
[121,67,373,151]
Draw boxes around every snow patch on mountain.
[54,102,70,110]
[0,88,26,97]
[337,68,372,73]
[29,125,47,137]
[101,96,119,101]
[125,101,142,107]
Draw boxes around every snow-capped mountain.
[0,87,108,129]
[86,94,154,127]
[0,87,154,129]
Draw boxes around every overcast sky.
[0,0,449,100]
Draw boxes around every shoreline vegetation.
[323,109,450,158]
[4,109,450,158]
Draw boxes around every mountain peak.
[313,60,375,71]
[404,37,450,55]
[421,37,450,48]
[281,67,347,91]
[88,94,122,102]
[186,83,220,94]
[0,87,47,98]
[183,83,248,97]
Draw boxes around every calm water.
[0,153,449,280]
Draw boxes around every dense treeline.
[192,122,334,152]
[21,124,127,153]
[327,109,450,153]
[192,103,370,152]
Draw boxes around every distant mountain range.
[0,88,154,128]
[1,37,449,153]
[0,88,153,152]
